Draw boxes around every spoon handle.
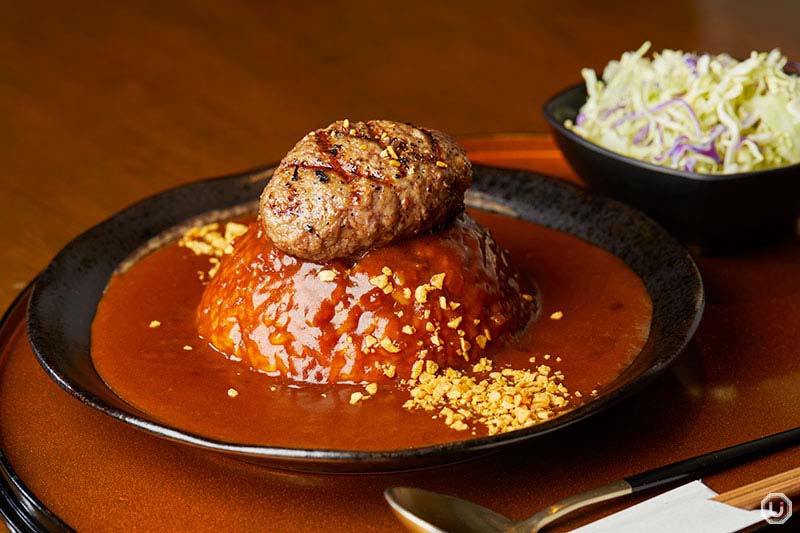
[624,425,800,492]
[522,425,800,532]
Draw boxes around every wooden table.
[3,0,800,312]
[2,2,799,531]
[1,135,798,531]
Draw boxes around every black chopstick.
[625,426,800,493]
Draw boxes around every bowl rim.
[542,82,800,183]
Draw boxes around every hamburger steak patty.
[259,119,472,262]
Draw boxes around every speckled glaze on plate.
[26,165,704,473]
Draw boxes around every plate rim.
[25,164,705,471]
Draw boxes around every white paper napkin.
[572,480,771,533]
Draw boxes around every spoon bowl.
[384,425,800,532]
[385,487,515,533]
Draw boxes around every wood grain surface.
[1,135,798,531]
[3,0,800,310]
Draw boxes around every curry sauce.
[90,209,652,449]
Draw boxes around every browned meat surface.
[259,119,471,262]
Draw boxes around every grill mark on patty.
[419,127,442,162]
[290,162,390,185]
[260,120,470,262]
[315,129,350,182]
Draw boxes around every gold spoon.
[385,425,800,532]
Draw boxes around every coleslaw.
[566,42,800,174]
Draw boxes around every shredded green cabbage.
[566,42,800,174]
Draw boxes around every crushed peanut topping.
[472,357,493,373]
[380,337,401,353]
[317,269,338,282]
[389,160,401,167]
[364,335,378,348]
[550,311,564,320]
[404,362,570,435]
[207,257,221,279]
[402,325,416,335]
[459,338,471,359]
[522,293,534,302]
[411,360,424,379]
[369,273,389,289]
[381,266,393,276]
[435,160,448,168]
[387,145,399,160]
[429,272,446,290]
[382,363,397,378]
[439,296,447,309]
[415,284,431,303]
[402,287,412,299]
[227,388,239,398]
[450,420,468,431]
[342,118,350,129]
[447,316,463,329]
[179,221,249,278]
[475,335,488,349]
[349,392,364,405]
[365,383,378,395]
[183,345,193,351]
[148,320,161,328]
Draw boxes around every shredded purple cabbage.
[684,54,698,75]
[633,124,650,145]
[576,112,586,126]
[599,104,625,120]
[657,126,726,166]
[655,135,688,162]
[611,97,703,136]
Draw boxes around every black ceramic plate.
[0,284,73,533]
[27,165,704,473]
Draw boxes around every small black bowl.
[543,83,800,251]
